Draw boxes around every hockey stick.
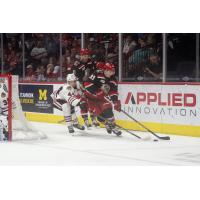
[57,112,150,140]
[79,96,150,140]
[113,123,151,140]
[121,110,170,140]
[97,115,151,140]
[58,119,65,124]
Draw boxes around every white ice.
[0,121,200,165]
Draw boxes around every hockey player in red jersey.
[84,62,122,136]
[72,48,99,128]
[72,48,96,83]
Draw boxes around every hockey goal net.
[0,75,46,141]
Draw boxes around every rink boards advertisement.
[118,83,200,126]
[19,82,200,137]
[19,84,53,114]
[116,83,200,137]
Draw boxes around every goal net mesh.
[0,75,46,141]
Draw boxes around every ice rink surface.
[0,122,200,165]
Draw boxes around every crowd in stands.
[2,34,23,76]
[122,33,162,81]
[1,33,195,82]
[85,33,118,75]
[86,33,118,64]
[1,33,81,81]
[1,33,119,81]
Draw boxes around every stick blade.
[159,136,170,140]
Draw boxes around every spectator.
[53,65,60,78]
[144,53,162,80]
[122,34,162,81]
[36,65,46,81]
[30,41,47,65]
[146,34,156,46]
[6,50,22,75]
[46,63,60,81]
[2,33,83,81]
[45,34,59,57]
[86,33,118,63]
[24,65,36,81]
[46,64,54,80]
[138,36,147,48]
[123,35,137,55]
[6,50,20,68]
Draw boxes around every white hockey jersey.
[51,82,82,107]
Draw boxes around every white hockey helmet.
[66,73,77,82]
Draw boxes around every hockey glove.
[113,100,121,112]
[78,98,87,111]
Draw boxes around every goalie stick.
[121,110,170,141]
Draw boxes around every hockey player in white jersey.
[51,74,86,134]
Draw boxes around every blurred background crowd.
[0,33,199,82]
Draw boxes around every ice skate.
[92,119,100,127]
[112,127,122,136]
[67,125,75,135]
[73,123,85,130]
[105,122,112,134]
